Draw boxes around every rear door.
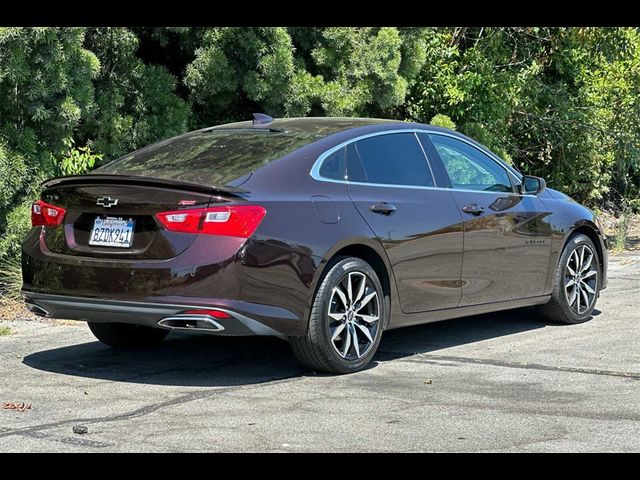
[423,133,552,306]
[345,132,464,313]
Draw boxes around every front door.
[424,133,552,306]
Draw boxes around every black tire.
[289,257,387,374]
[88,322,169,348]
[537,233,600,324]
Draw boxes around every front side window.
[429,134,513,193]
[352,133,434,187]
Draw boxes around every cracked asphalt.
[1,252,639,452]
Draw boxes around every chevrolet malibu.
[21,115,608,373]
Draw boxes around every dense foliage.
[1,27,640,262]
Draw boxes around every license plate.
[89,218,134,248]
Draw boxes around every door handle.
[369,202,397,215]
[461,204,485,216]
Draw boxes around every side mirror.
[520,175,546,195]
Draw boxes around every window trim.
[310,128,525,195]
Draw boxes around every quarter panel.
[239,156,397,330]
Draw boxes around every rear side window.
[96,129,321,186]
[319,147,346,181]
[353,133,434,187]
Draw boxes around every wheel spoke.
[565,278,576,288]
[355,291,377,312]
[573,249,580,269]
[355,322,373,342]
[334,287,348,309]
[355,274,366,302]
[576,285,581,312]
[328,312,344,321]
[568,285,577,307]
[347,273,354,303]
[580,286,589,308]
[352,326,361,358]
[582,270,597,279]
[331,322,346,341]
[566,255,576,276]
[579,246,585,272]
[582,281,596,295]
[581,251,593,273]
[341,325,351,357]
[357,313,379,324]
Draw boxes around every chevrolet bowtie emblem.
[96,196,119,208]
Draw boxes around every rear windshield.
[94,129,322,185]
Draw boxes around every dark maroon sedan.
[21,115,608,373]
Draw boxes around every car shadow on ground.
[23,306,567,387]
[376,306,579,361]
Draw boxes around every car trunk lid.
[39,175,245,260]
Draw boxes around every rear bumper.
[21,225,318,336]
[21,291,291,337]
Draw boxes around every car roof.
[205,116,477,143]
[207,117,404,136]
[211,117,520,181]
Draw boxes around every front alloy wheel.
[538,233,601,324]
[564,244,598,315]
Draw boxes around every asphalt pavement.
[1,252,638,452]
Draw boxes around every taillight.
[156,206,266,238]
[183,309,232,319]
[31,200,66,227]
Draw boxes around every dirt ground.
[599,211,640,252]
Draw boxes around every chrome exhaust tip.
[158,314,225,332]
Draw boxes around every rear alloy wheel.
[537,234,600,324]
[289,257,386,374]
[88,322,169,348]
[328,270,380,360]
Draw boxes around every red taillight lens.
[155,209,203,234]
[184,309,232,319]
[155,206,266,238]
[201,206,266,237]
[31,200,66,227]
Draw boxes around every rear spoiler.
[41,174,248,197]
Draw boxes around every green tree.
[79,27,190,161]
[0,27,99,170]
[185,27,298,124]
[0,27,99,260]
[185,27,431,122]
[406,27,640,203]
